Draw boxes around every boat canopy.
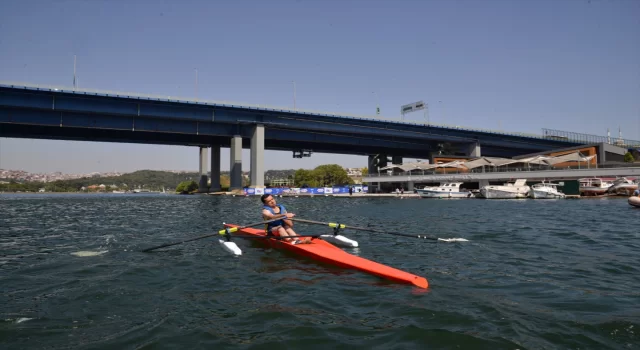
[543,152,596,165]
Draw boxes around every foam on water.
[70,250,108,257]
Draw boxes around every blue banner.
[243,186,368,195]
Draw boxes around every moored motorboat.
[224,224,429,289]
[530,182,566,199]
[416,182,473,198]
[579,178,613,197]
[479,179,530,199]
[608,178,638,196]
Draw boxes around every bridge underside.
[0,122,522,159]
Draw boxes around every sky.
[0,0,639,173]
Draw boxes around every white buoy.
[320,234,359,248]
[219,239,242,256]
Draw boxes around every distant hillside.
[0,169,302,192]
[53,170,202,191]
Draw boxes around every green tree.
[361,167,368,175]
[176,180,198,194]
[624,152,634,163]
[312,164,354,186]
[294,169,317,187]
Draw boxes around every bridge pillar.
[478,179,489,188]
[407,181,414,192]
[210,145,221,192]
[367,155,379,193]
[198,147,209,192]
[467,143,481,158]
[230,135,243,190]
[250,124,265,188]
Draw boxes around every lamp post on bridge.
[373,91,380,115]
[292,81,297,110]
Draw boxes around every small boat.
[223,224,428,289]
[608,178,638,196]
[530,182,566,199]
[629,196,640,208]
[479,179,530,199]
[416,182,473,198]
[579,178,613,197]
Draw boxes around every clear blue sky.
[1,0,639,173]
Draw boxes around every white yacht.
[416,182,473,198]
[479,179,530,199]
[530,182,566,199]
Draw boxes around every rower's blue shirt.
[634,189,640,196]
[263,204,287,229]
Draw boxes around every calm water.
[1,193,639,349]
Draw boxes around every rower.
[260,194,311,244]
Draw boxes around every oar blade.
[437,238,469,242]
[219,239,242,256]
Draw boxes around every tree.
[361,167,368,176]
[312,164,354,186]
[624,152,634,163]
[294,169,317,187]
[176,180,198,194]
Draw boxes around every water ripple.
[0,193,638,349]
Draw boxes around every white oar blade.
[320,234,359,248]
[219,239,242,256]
[437,238,469,242]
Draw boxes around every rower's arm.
[262,209,286,220]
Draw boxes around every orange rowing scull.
[224,224,428,289]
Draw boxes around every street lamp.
[194,68,198,101]
[292,81,296,110]
[373,91,380,115]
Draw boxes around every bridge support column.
[478,179,489,188]
[467,143,481,158]
[407,181,414,192]
[210,145,221,192]
[250,124,265,188]
[198,147,209,192]
[230,135,243,190]
[368,155,379,193]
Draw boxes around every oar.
[141,216,287,252]
[290,218,468,242]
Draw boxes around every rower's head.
[261,194,277,207]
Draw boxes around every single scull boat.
[224,224,428,289]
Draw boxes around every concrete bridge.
[1,82,587,191]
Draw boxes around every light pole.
[425,103,429,124]
[373,91,380,115]
[292,81,296,110]
[195,68,198,101]
[73,55,77,90]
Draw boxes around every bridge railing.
[1,81,569,142]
